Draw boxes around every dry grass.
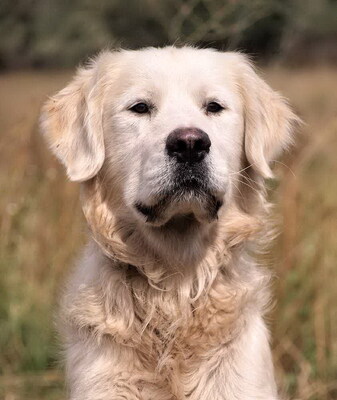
[0,67,336,399]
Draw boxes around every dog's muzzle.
[134,127,223,225]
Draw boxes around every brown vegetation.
[0,67,336,399]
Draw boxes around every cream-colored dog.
[41,46,299,400]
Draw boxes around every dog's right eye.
[129,103,150,114]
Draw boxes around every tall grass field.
[0,67,336,399]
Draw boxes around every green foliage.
[0,0,336,68]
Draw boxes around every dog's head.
[41,47,298,265]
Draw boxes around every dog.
[40,46,299,399]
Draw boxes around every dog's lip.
[135,202,159,223]
[134,194,224,226]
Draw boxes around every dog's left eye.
[206,102,224,114]
[129,102,150,114]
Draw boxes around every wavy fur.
[41,46,299,399]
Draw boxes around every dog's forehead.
[111,48,239,100]
[132,49,229,81]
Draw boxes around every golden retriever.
[40,46,299,400]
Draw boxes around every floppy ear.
[235,54,300,178]
[40,64,105,182]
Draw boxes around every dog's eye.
[129,102,150,114]
[206,102,224,114]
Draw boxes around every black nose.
[166,128,211,163]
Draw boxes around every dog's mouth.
[134,189,223,227]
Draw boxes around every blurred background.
[0,0,336,399]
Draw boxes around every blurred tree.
[0,0,336,68]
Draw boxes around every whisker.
[232,176,261,195]
[270,160,297,178]
[236,172,260,186]
[231,180,245,200]
[228,162,255,176]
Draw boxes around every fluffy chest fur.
[61,245,269,399]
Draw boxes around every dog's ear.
[233,54,300,178]
[40,64,104,182]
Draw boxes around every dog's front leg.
[184,314,278,400]
[65,339,176,400]
[65,340,139,400]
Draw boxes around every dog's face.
[41,47,298,258]
[103,49,245,226]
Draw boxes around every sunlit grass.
[0,68,336,399]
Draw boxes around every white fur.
[40,46,299,399]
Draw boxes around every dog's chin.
[132,195,223,266]
[134,192,224,229]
